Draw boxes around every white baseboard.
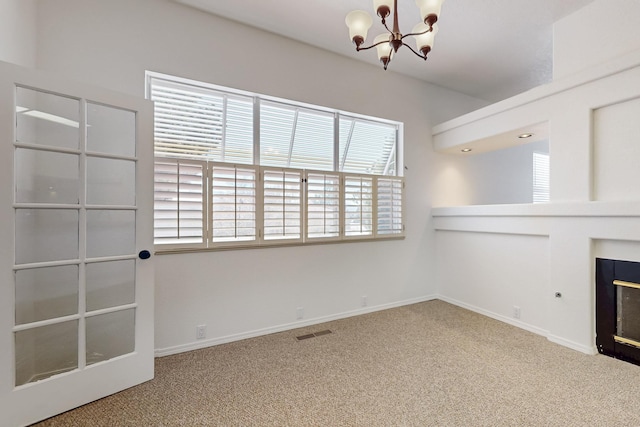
[547,334,598,355]
[438,295,597,355]
[155,294,598,357]
[436,295,549,337]
[155,294,438,357]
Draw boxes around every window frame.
[147,72,405,252]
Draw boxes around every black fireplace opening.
[596,258,640,365]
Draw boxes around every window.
[533,152,550,203]
[147,72,404,250]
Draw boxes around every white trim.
[547,334,598,355]
[436,295,548,337]
[432,201,640,218]
[438,295,597,355]
[154,295,437,357]
[154,294,600,358]
[146,71,400,127]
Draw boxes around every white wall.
[436,230,550,334]
[0,0,37,67]
[432,3,640,353]
[593,97,640,201]
[553,0,640,80]
[33,0,487,354]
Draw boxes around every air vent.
[296,330,332,341]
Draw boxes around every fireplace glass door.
[596,258,640,365]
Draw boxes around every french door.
[0,61,154,426]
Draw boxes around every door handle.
[138,250,151,259]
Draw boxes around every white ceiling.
[175,0,595,102]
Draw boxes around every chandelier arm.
[401,42,428,60]
[356,39,391,52]
[380,17,393,34]
[401,28,432,40]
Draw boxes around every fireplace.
[596,258,640,365]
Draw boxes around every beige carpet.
[35,300,640,426]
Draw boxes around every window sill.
[154,234,405,255]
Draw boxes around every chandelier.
[345,0,444,70]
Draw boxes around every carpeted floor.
[34,300,640,426]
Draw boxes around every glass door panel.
[86,210,135,258]
[15,209,79,264]
[87,103,136,157]
[16,87,80,149]
[15,265,79,325]
[14,320,79,386]
[86,309,135,366]
[15,148,80,204]
[86,260,135,311]
[86,157,136,206]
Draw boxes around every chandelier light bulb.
[415,0,444,27]
[412,23,438,58]
[374,33,393,69]
[345,10,373,47]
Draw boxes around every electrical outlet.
[361,295,368,307]
[296,307,304,320]
[513,306,521,319]
[196,324,206,340]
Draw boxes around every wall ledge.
[432,201,640,218]
[433,49,640,138]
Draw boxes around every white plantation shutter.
[344,175,373,237]
[263,168,302,241]
[533,152,550,203]
[306,172,341,240]
[154,158,205,246]
[260,102,334,171]
[339,117,397,175]
[377,177,404,236]
[210,164,257,244]
[149,77,253,163]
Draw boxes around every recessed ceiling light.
[461,148,472,153]
[518,133,533,139]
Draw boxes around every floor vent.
[296,330,332,341]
